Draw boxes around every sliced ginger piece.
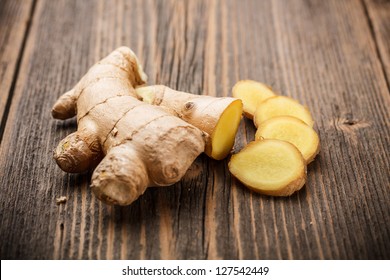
[254,96,314,127]
[255,116,320,163]
[232,80,275,119]
[210,99,243,160]
[135,85,243,160]
[229,139,306,196]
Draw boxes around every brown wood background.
[0,0,389,260]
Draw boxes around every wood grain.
[364,0,390,86]
[0,0,34,140]
[0,0,389,260]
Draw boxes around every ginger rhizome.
[255,116,320,163]
[52,48,320,204]
[135,85,243,160]
[232,80,275,119]
[253,95,314,127]
[229,140,306,196]
[228,80,320,197]
[52,47,207,205]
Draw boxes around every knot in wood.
[343,119,357,126]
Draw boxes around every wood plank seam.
[0,0,38,144]
[361,0,390,93]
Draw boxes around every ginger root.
[135,85,243,160]
[255,116,320,163]
[228,139,306,196]
[229,80,321,197]
[52,47,206,205]
[232,80,275,119]
[253,96,314,127]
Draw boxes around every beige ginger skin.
[52,47,207,205]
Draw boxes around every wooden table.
[0,0,389,260]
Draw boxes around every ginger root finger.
[91,145,149,206]
[255,116,320,163]
[135,85,243,160]
[228,139,306,196]
[253,96,314,127]
[52,47,206,205]
[52,47,148,122]
[54,131,101,173]
[232,80,275,119]
[51,89,77,120]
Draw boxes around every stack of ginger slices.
[229,80,320,196]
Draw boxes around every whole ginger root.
[52,47,207,205]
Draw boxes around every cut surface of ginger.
[211,99,243,160]
[232,80,275,119]
[228,139,306,196]
[254,96,314,127]
[255,116,320,163]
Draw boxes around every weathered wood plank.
[259,0,390,259]
[0,0,103,259]
[364,0,390,87]
[0,0,389,260]
[0,0,34,140]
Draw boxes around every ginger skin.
[135,85,243,160]
[52,47,206,205]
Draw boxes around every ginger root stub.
[135,85,243,160]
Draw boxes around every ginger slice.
[253,96,314,127]
[210,99,243,160]
[228,139,306,196]
[255,116,320,163]
[232,80,275,119]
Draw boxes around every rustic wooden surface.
[0,0,389,260]
[0,0,34,137]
